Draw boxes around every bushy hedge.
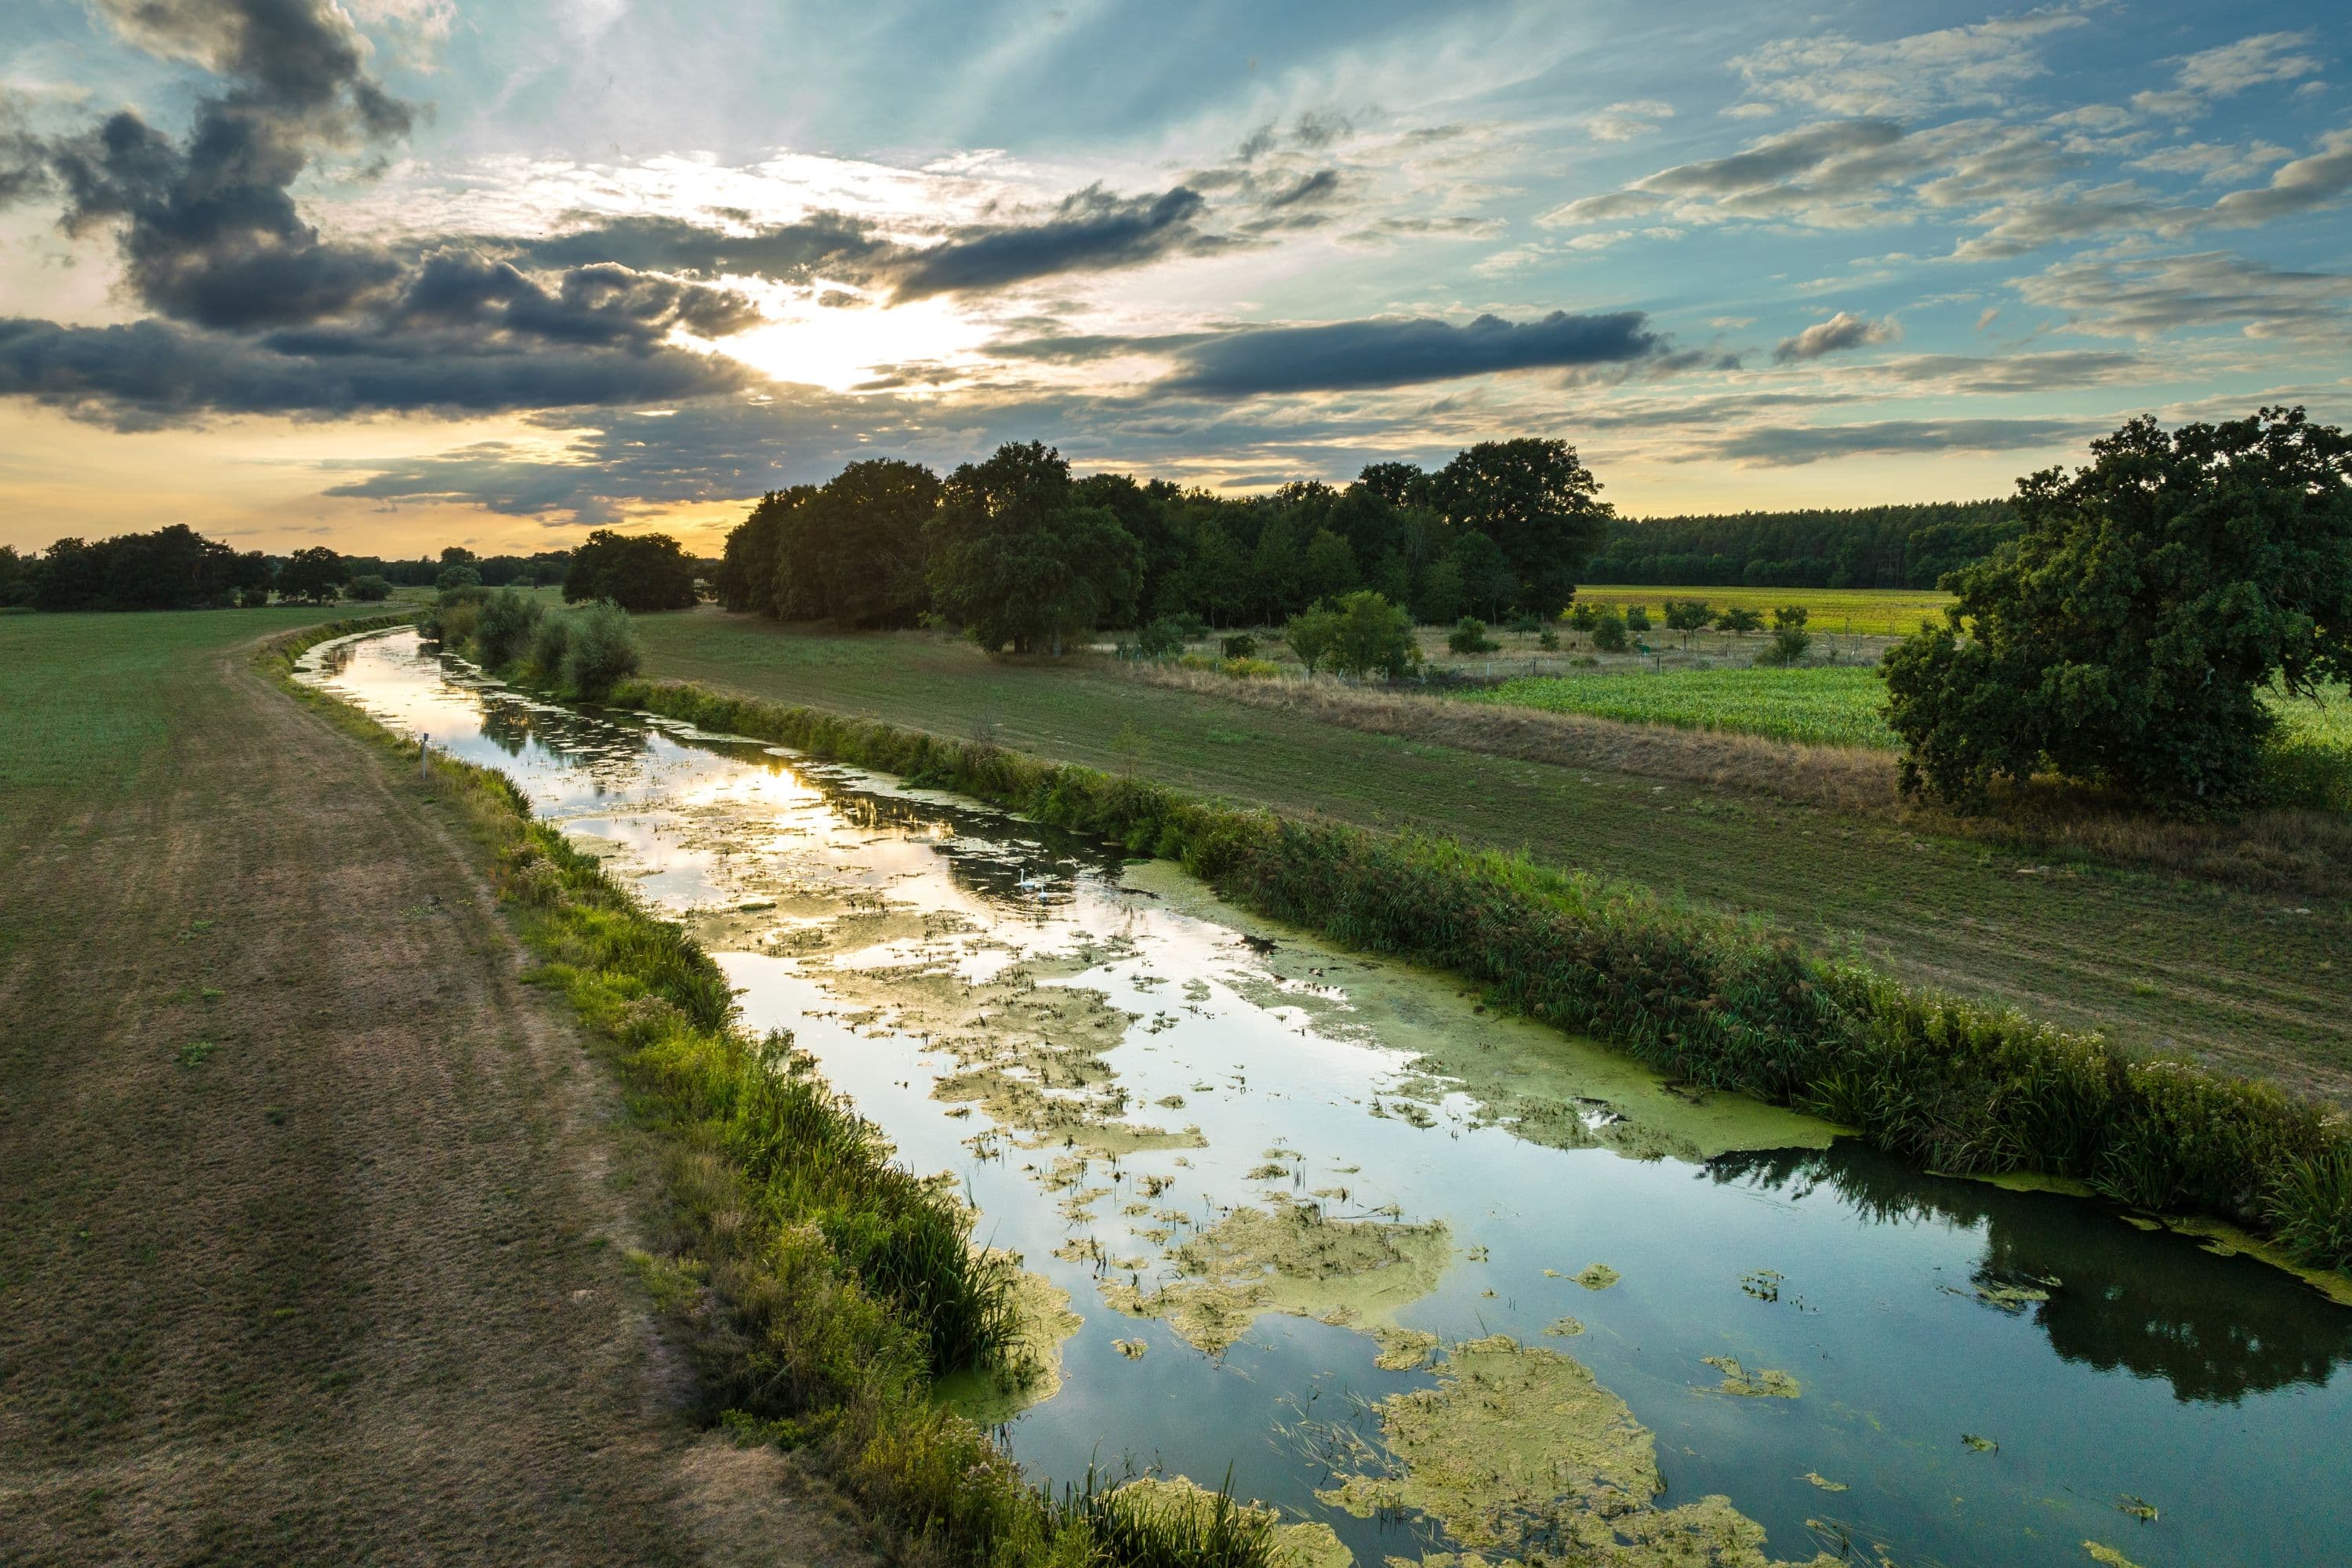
[613,675,2352,1275]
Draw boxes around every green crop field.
[1471,665,1899,749]
[1573,584,1955,637]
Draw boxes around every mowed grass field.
[1573,583,1956,636]
[630,608,2352,1100]
[0,608,866,1564]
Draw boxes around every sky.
[1,0,2347,557]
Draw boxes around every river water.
[302,627,2352,1567]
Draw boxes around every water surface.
[302,629,2352,1567]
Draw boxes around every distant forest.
[3,461,2020,619]
[1588,499,2020,590]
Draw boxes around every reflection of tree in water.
[788,763,1131,909]
[1709,1145,2352,1406]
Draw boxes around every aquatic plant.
[608,673,2352,1276]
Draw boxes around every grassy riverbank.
[612,672,2352,1283]
[270,623,1290,1568]
[628,612,2352,1099]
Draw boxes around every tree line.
[717,437,1616,651]
[1584,499,2020,590]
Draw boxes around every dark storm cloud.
[0,313,754,430]
[1264,169,1341,209]
[21,0,418,331]
[1160,310,1663,396]
[510,212,893,281]
[880,185,1222,302]
[1715,416,2093,466]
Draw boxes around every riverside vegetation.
[262,618,1296,1568]
[483,650,2345,1279]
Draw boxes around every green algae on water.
[1575,1263,1621,1290]
[1704,1356,1801,1398]
[935,1264,1081,1424]
[1316,1335,1838,1566]
[1109,1475,1353,1568]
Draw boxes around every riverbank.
[0,609,876,1565]
[626,611,2352,1102]
[605,670,2352,1285]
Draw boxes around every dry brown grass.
[1138,666,2352,898]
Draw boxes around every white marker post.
[420,734,430,778]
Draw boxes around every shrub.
[1135,617,1188,658]
[1219,633,1259,660]
[235,586,274,609]
[437,563,484,590]
[1590,605,1628,652]
[1537,628,1559,652]
[1507,612,1544,635]
[561,601,643,697]
[1715,605,1762,634]
[1221,657,1279,679]
[1568,602,1597,633]
[345,575,392,603]
[430,598,481,648]
[474,588,545,668]
[1773,604,1810,631]
[1624,604,1651,633]
[1664,600,1713,647]
[1447,616,1499,655]
[531,612,572,677]
[1760,625,1813,666]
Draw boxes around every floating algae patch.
[1374,1326,1441,1370]
[937,1265,1082,1425]
[1800,1472,1848,1492]
[1544,1316,1586,1338]
[1575,1263,1622,1290]
[1703,1356,1801,1399]
[1110,1476,1354,1568]
[1317,1335,1838,1566]
[2082,1544,2147,1568]
[1120,861,1834,1163]
[1105,1196,1452,1354]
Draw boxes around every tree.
[1623,604,1650,635]
[1355,461,1427,509]
[1300,528,1361,604]
[1715,605,1762,634]
[716,488,811,615]
[1590,605,1628,652]
[1885,408,2352,810]
[809,459,942,626]
[1290,591,1419,678]
[1773,604,1810,631]
[436,563,482,590]
[1664,600,1712,648]
[0,544,23,606]
[1447,616,1498,655]
[925,442,1141,655]
[1763,624,1812,666]
[1413,557,1465,625]
[345,574,392,602]
[565,530,699,612]
[1428,438,1612,615]
[280,546,345,604]
[1448,531,1515,620]
[1249,514,1304,624]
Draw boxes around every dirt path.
[0,640,879,1566]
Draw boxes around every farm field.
[1571,583,1956,636]
[0,609,864,1563]
[630,608,2352,1099]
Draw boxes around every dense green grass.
[1475,665,1899,749]
[1471,665,2352,805]
[0,607,373,800]
[616,673,2352,1276]
[1575,584,1955,637]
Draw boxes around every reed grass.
[612,674,2352,1277]
[259,622,1272,1568]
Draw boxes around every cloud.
[0,313,757,430]
[1160,310,1664,397]
[2016,250,2352,339]
[25,0,418,330]
[1773,311,1900,362]
[1537,190,1668,226]
[2128,140,2294,184]
[880,184,1223,302]
[2203,129,2352,227]
[1875,349,2143,392]
[1730,7,2096,118]
[1584,100,1675,143]
[2132,31,2321,118]
[1717,416,2093,466]
[512,212,893,280]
